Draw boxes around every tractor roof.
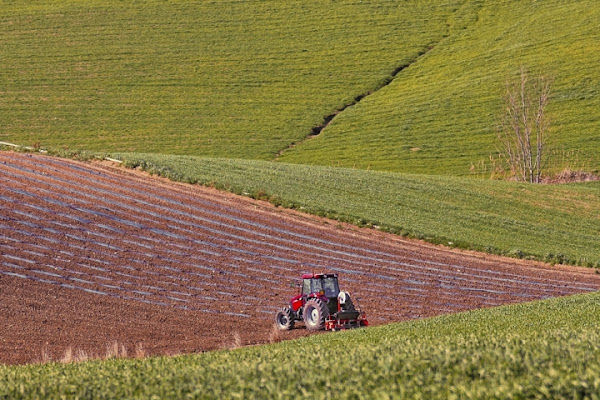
[301,273,338,280]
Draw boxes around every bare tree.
[497,67,552,183]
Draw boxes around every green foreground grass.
[110,153,600,267]
[3,292,600,399]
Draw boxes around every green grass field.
[279,0,600,176]
[4,1,598,176]
[3,292,600,399]
[0,0,463,159]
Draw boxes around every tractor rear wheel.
[275,307,295,330]
[303,298,328,330]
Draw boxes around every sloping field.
[1,1,598,175]
[2,152,599,364]
[112,153,600,266]
[280,0,600,175]
[0,0,463,159]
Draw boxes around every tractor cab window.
[302,279,311,296]
[303,276,340,297]
[311,279,323,294]
[322,277,340,298]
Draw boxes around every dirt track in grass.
[1,151,599,364]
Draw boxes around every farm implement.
[275,273,368,331]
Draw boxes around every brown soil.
[542,169,600,184]
[1,152,599,365]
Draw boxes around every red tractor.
[275,273,368,331]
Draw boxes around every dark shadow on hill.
[273,63,411,161]
[309,64,409,138]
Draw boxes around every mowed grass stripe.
[0,0,464,158]
[113,153,600,266]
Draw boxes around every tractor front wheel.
[303,298,329,330]
[275,307,295,331]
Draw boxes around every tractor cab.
[301,273,340,299]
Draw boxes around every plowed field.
[1,152,599,364]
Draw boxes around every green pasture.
[1,0,598,174]
[3,292,600,399]
[5,0,598,176]
[110,153,600,266]
[279,0,600,176]
[0,0,463,159]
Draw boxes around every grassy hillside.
[279,0,600,176]
[3,292,600,399]
[2,0,598,174]
[110,153,600,266]
[0,0,464,159]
